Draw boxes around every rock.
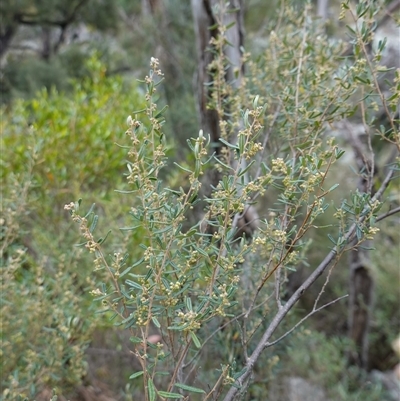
[371,369,400,401]
[286,377,329,401]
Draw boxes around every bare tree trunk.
[191,0,223,165]
[346,128,376,369]
[41,26,52,60]
[191,4,259,380]
[348,239,374,368]
[191,0,258,241]
[0,24,17,61]
[191,0,245,155]
[141,0,160,17]
[317,0,329,21]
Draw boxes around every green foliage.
[2,56,71,103]
[1,1,399,400]
[0,0,120,103]
[0,0,119,31]
[66,1,398,396]
[286,329,391,401]
[2,46,94,102]
[1,56,146,398]
[1,55,143,212]
[1,170,94,399]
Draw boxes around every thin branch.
[341,0,400,57]
[203,365,230,401]
[376,205,400,222]
[20,0,87,27]
[377,0,400,28]
[253,105,281,181]
[222,167,395,401]
[266,294,349,347]
[167,338,192,392]
[313,257,336,310]
[182,296,272,370]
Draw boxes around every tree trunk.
[41,26,52,60]
[191,0,258,319]
[191,0,252,192]
[141,0,160,16]
[0,24,17,60]
[191,0,223,164]
[347,130,376,369]
[317,0,329,21]
[348,243,374,368]
[191,0,259,219]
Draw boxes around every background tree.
[0,0,118,102]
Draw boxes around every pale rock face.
[286,377,328,401]
[395,364,400,381]
[374,21,400,63]
[393,334,400,357]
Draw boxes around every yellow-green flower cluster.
[177,310,201,331]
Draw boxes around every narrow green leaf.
[129,257,145,269]
[224,38,234,47]
[253,95,259,108]
[233,367,247,379]
[214,156,233,170]
[119,265,133,278]
[154,105,168,118]
[121,314,136,325]
[152,316,161,328]
[346,24,356,35]
[120,285,131,299]
[174,383,205,394]
[238,160,255,178]
[219,137,238,150]
[173,162,192,174]
[83,202,95,218]
[354,76,369,84]
[148,378,156,401]
[157,391,183,399]
[356,225,363,241]
[97,229,111,244]
[185,297,193,312]
[130,336,143,344]
[225,21,236,30]
[153,225,173,234]
[120,224,143,231]
[296,141,312,151]
[335,148,345,160]
[125,280,142,290]
[168,322,190,331]
[74,241,88,247]
[129,370,143,379]
[108,312,118,322]
[327,234,336,244]
[192,245,209,258]
[190,331,201,349]
[113,142,131,150]
[132,107,147,113]
[154,77,165,87]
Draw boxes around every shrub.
[1,167,94,399]
[67,4,398,394]
[0,55,145,399]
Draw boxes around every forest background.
[1,0,400,400]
